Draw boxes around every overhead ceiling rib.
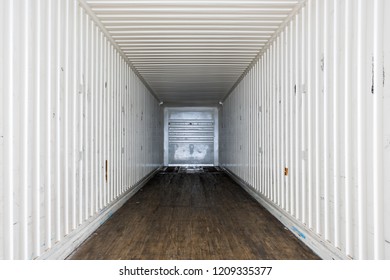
[85,0,303,106]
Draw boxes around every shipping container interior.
[1,0,390,260]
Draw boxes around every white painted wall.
[220,0,390,260]
[0,0,163,260]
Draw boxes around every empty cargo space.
[69,170,319,260]
[1,0,390,261]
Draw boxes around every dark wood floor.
[68,169,320,260]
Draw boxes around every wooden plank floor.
[68,170,320,260]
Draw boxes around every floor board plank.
[68,171,320,260]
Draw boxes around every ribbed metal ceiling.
[85,0,302,105]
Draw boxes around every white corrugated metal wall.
[1,0,390,261]
[0,0,163,260]
[220,0,390,260]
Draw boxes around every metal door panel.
[164,108,218,166]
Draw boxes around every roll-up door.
[164,108,218,166]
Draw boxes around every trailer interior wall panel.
[1,0,390,261]
[220,0,390,260]
[0,0,163,260]
[383,0,390,262]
